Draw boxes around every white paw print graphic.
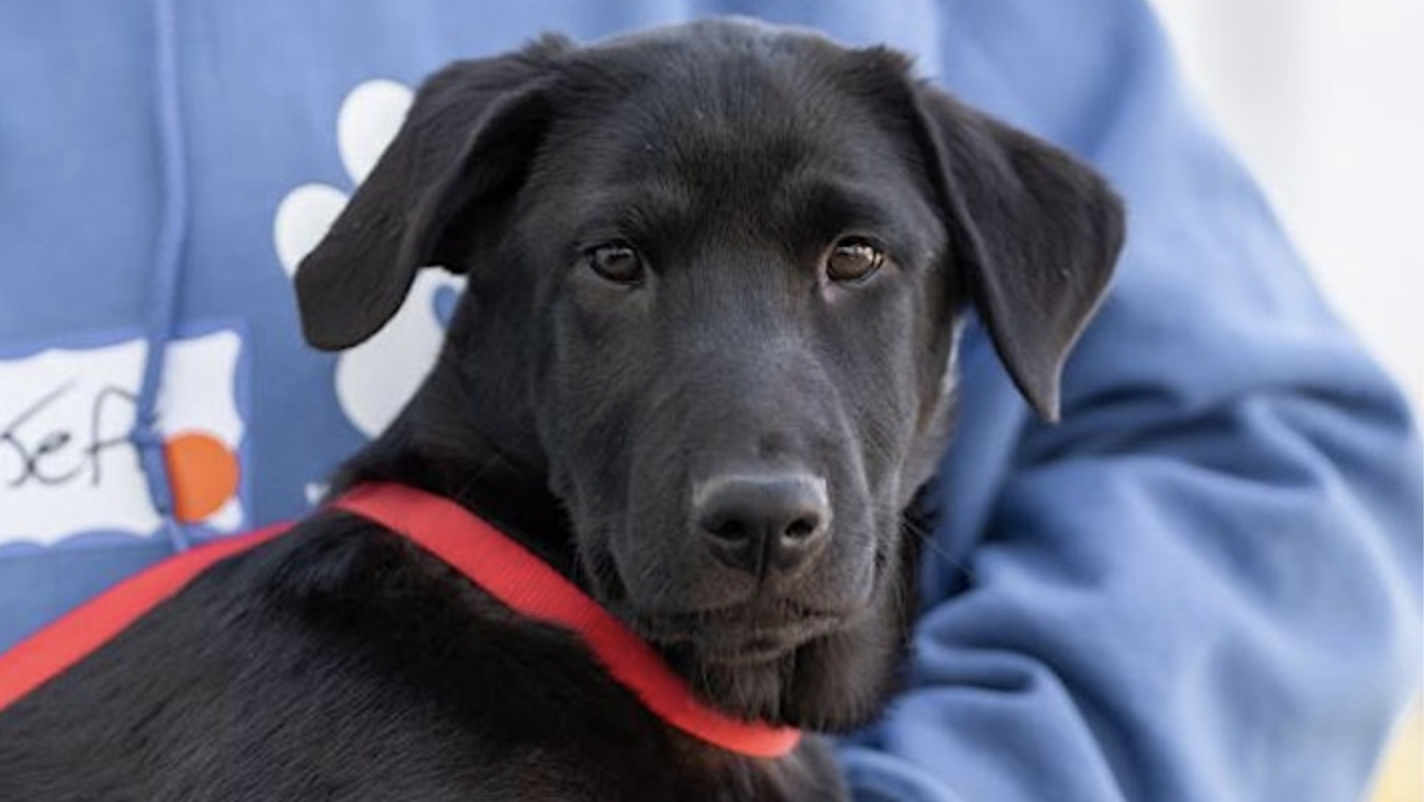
[273,80,465,439]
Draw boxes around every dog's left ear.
[911,85,1125,421]
[296,36,572,351]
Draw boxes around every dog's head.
[296,20,1122,730]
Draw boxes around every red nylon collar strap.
[334,483,801,758]
[0,523,291,713]
[0,482,801,759]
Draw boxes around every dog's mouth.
[570,519,903,726]
[576,523,882,666]
[617,601,847,666]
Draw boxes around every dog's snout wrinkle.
[692,472,831,579]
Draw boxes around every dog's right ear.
[296,36,571,351]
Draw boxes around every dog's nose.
[693,472,831,578]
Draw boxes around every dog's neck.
[330,367,577,579]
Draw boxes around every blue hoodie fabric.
[0,1,1420,800]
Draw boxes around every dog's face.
[297,21,1122,729]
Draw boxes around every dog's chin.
[617,605,902,732]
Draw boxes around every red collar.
[334,483,800,757]
[0,482,801,759]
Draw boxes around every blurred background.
[1151,0,1421,408]
[1149,1,1422,799]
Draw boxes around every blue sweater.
[0,1,1419,800]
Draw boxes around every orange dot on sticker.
[163,432,241,523]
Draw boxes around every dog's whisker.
[864,500,979,585]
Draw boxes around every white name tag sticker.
[0,329,247,547]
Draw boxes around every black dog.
[0,20,1121,801]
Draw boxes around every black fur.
[0,20,1121,801]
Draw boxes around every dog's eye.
[825,238,885,284]
[584,243,646,286]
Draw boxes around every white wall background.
[1149,0,1423,412]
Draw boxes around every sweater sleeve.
[841,1,1424,800]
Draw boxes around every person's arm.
[840,1,1423,799]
